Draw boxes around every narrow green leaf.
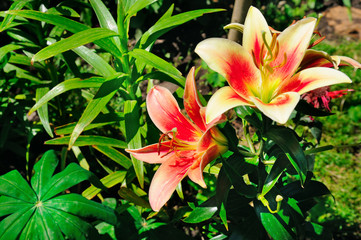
[93,145,132,169]
[0,44,23,61]
[74,46,117,77]
[46,135,127,148]
[32,28,118,63]
[140,8,224,49]
[45,207,93,240]
[130,49,185,87]
[118,187,151,208]
[0,206,35,240]
[36,87,54,137]
[45,193,116,225]
[183,206,218,223]
[0,170,37,203]
[89,0,120,47]
[219,202,228,230]
[30,150,59,198]
[29,77,110,114]
[54,112,123,135]
[41,163,93,201]
[124,100,144,188]
[265,126,308,185]
[0,1,27,31]
[125,0,157,23]
[6,10,122,58]
[69,76,126,148]
[261,148,289,197]
[222,154,257,198]
[82,171,127,199]
[0,196,32,218]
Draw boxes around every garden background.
[0,0,360,239]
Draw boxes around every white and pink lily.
[195,6,352,124]
[126,67,228,212]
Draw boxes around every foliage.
[0,0,360,239]
[0,150,116,239]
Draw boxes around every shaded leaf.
[0,170,36,203]
[265,126,308,185]
[46,135,127,148]
[118,187,151,208]
[30,150,58,198]
[45,193,116,225]
[93,145,132,169]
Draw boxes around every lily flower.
[126,67,228,211]
[195,6,352,124]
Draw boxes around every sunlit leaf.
[32,28,119,63]
[82,171,127,199]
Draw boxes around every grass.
[310,39,361,238]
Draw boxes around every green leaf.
[219,202,228,230]
[20,207,64,240]
[46,135,127,148]
[6,10,122,58]
[45,193,116,225]
[281,180,331,201]
[0,44,23,62]
[295,100,333,117]
[31,150,59,199]
[93,145,132,169]
[0,206,35,240]
[41,163,94,201]
[82,171,127,199]
[72,46,116,77]
[255,202,294,240]
[125,0,157,23]
[0,170,37,203]
[89,0,121,48]
[0,1,27,31]
[54,112,123,135]
[69,76,126,148]
[140,8,224,49]
[45,207,93,240]
[29,77,108,114]
[32,28,118,63]
[0,196,32,218]
[124,100,144,188]
[130,49,185,87]
[265,126,308,185]
[261,148,290,197]
[36,87,54,137]
[183,206,218,223]
[118,187,151,208]
[222,154,257,198]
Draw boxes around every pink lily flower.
[126,67,228,211]
[195,6,352,124]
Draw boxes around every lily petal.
[206,86,251,124]
[147,86,201,142]
[243,6,272,66]
[271,17,316,80]
[188,144,220,188]
[251,92,300,124]
[338,56,361,70]
[281,67,352,95]
[195,38,261,101]
[125,141,175,164]
[184,67,206,131]
[148,152,195,211]
[299,49,337,69]
[200,107,227,130]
